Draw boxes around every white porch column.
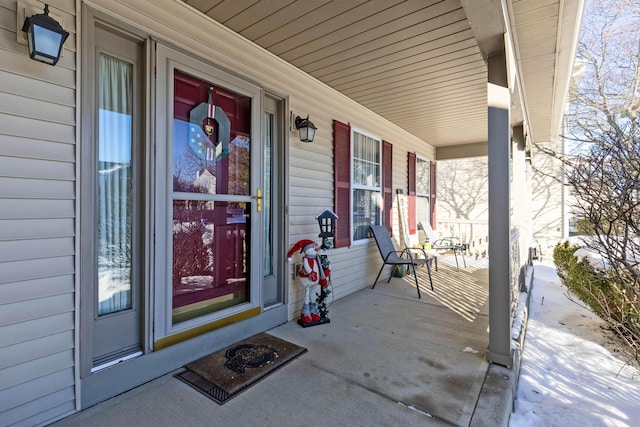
[487,52,513,367]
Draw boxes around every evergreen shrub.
[553,241,640,356]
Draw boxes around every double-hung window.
[333,120,392,247]
[408,152,437,235]
[416,155,431,226]
[351,128,382,242]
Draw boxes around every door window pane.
[171,70,251,324]
[97,53,133,316]
[171,200,248,324]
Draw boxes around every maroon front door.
[171,70,252,324]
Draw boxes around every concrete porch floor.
[53,257,507,427]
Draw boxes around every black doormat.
[175,332,306,404]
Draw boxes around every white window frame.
[350,127,382,244]
[416,155,431,227]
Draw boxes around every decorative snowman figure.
[287,239,330,324]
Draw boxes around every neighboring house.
[0,0,584,425]
[531,138,568,250]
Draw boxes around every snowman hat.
[287,239,318,259]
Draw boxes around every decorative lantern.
[294,115,317,143]
[314,208,338,325]
[315,208,338,239]
[22,4,69,66]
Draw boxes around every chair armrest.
[403,248,432,266]
[383,250,410,263]
[400,248,415,262]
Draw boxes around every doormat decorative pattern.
[175,332,306,404]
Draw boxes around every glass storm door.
[155,44,263,340]
[170,69,255,325]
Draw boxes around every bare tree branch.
[546,0,640,353]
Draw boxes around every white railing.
[436,219,489,258]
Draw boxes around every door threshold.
[91,350,143,373]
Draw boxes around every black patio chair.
[369,225,434,298]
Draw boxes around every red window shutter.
[430,161,437,229]
[333,120,351,248]
[407,152,417,234]
[382,141,393,233]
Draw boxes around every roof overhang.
[183,0,584,156]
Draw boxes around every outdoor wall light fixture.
[294,115,317,143]
[22,4,69,66]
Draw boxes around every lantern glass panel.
[300,125,313,142]
[33,24,63,58]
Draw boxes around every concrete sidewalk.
[53,259,509,427]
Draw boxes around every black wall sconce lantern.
[294,115,317,143]
[22,4,69,66]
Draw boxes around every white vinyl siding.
[0,218,74,240]
[0,0,77,424]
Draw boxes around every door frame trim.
[79,7,150,379]
[77,4,291,410]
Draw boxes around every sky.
[509,260,640,426]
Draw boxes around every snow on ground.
[510,260,640,427]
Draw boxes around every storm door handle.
[252,188,262,212]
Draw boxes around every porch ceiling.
[183,0,583,148]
